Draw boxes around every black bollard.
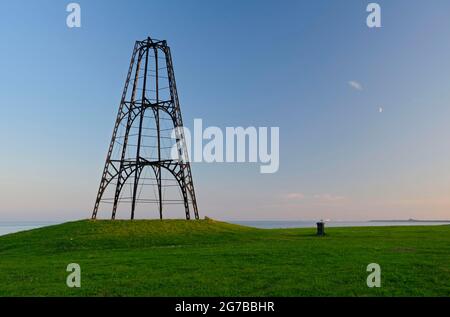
[317,221,325,236]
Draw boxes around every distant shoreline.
[369,219,450,223]
[1,220,450,236]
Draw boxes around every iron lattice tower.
[92,37,199,220]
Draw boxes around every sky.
[1,0,450,221]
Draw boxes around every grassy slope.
[0,219,449,296]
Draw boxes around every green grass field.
[0,219,449,296]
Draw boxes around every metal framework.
[92,37,199,220]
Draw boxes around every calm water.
[230,220,450,229]
[0,222,60,237]
[0,220,449,236]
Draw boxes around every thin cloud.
[348,80,363,91]
[284,193,305,200]
[284,193,345,202]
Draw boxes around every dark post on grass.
[317,221,325,236]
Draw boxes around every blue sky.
[1,0,450,221]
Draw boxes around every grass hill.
[0,219,449,296]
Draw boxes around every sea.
[230,220,450,229]
[0,221,61,237]
[0,220,449,237]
